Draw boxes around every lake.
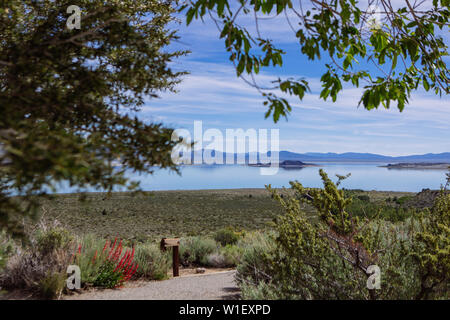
[120,163,448,193]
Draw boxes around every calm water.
[52,163,448,193]
[115,163,447,193]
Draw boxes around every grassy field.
[34,188,418,241]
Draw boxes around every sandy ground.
[64,270,239,300]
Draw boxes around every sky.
[140,5,450,157]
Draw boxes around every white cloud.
[144,16,450,157]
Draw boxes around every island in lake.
[249,160,318,168]
[380,162,450,170]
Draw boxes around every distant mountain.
[187,149,450,164]
[284,152,450,162]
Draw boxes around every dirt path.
[65,271,240,300]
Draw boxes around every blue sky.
[140,7,449,157]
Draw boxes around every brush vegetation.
[1,173,448,299]
[32,188,420,241]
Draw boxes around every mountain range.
[277,151,450,163]
[189,150,450,163]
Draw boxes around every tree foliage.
[184,0,449,122]
[0,0,186,237]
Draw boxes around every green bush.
[39,272,66,300]
[0,231,14,270]
[347,198,416,222]
[239,281,280,300]
[205,244,243,268]
[36,227,72,256]
[179,236,217,266]
[93,260,123,289]
[357,195,370,202]
[220,245,242,266]
[236,232,276,285]
[395,195,413,206]
[134,243,171,280]
[410,191,450,299]
[237,170,450,300]
[214,228,239,246]
[74,234,106,285]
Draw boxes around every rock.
[196,268,206,274]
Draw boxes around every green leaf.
[186,8,196,25]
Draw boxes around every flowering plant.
[73,238,138,289]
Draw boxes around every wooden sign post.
[160,238,180,277]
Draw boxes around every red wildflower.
[91,250,98,264]
[102,240,109,255]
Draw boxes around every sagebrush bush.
[39,272,66,300]
[214,228,239,246]
[236,170,450,300]
[134,243,171,280]
[36,228,72,256]
[220,244,242,266]
[179,236,217,266]
[0,231,14,270]
[347,197,417,222]
[235,232,277,287]
[239,280,281,300]
[205,244,243,268]
[205,252,227,268]
[0,225,72,297]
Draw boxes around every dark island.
[249,160,317,168]
[380,162,450,170]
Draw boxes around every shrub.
[0,231,14,270]
[235,232,277,287]
[237,170,450,300]
[205,244,243,268]
[92,260,124,289]
[239,281,280,300]
[220,245,242,266]
[179,236,217,266]
[36,228,72,256]
[0,226,72,296]
[214,228,239,246]
[205,252,227,268]
[82,238,138,289]
[134,243,171,280]
[357,195,370,202]
[395,195,413,206]
[410,190,450,299]
[39,272,66,300]
[74,234,105,285]
[347,198,416,222]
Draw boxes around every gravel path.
[65,271,240,300]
